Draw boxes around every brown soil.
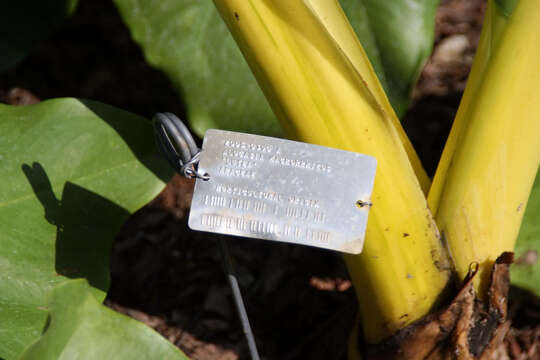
[1,0,539,359]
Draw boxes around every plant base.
[359,252,514,359]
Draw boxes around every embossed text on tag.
[188,130,376,254]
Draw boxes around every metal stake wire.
[217,239,261,360]
[152,112,261,360]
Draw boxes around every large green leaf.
[19,280,188,360]
[0,0,78,72]
[113,0,437,137]
[512,169,540,297]
[0,98,171,359]
[113,0,281,138]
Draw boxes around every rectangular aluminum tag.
[188,130,376,254]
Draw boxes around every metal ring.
[152,113,210,180]
[163,112,199,157]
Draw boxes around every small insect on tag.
[188,130,376,254]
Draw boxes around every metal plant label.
[189,130,376,254]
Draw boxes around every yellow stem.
[212,0,450,342]
[429,0,540,295]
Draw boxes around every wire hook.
[151,112,261,360]
[152,112,209,180]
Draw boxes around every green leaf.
[512,169,540,298]
[113,0,437,137]
[340,0,439,116]
[0,0,78,72]
[113,0,282,138]
[495,0,518,18]
[0,98,171,359]
[19,280,188,360]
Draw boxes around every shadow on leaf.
[22,162,130,293]
[80,99,174,183]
